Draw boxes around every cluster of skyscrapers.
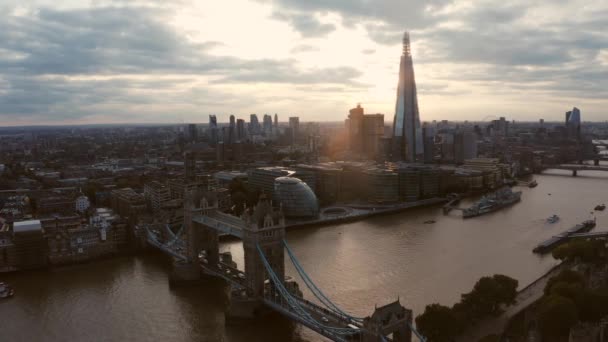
[347,32,425,162]
[191,113,282,146]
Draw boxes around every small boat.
[0,282,14,299]
[547,215,559,224]
[528,180,538,188]
[423,220,436,224]
[594,204,606,211]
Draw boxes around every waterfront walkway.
[456,262,569,341]
[286,197,447,229]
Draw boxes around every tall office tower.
[274,113,279,130]
[263,114,273,134]
[289,117,300,144]
[392,32,423,162]
[422,124,435,164]
[565,107,581,140]
[236,119,246,142]
[439,133,454,162]
[216,142,225,164]
[221,126,230,144]
[208,115,218,145]
[498,117,508,136]
[348,104,364,152]
[184,150,195,181]
[362,114,384,158]
[454,130,478,164]
[187,124,198,142]
[229,115,236,144]
[249,114,261,135]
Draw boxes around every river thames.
[2,169,607,342]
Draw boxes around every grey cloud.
[0,5,358,78]
[0,3,365,122]
[263,0,608,102]
[213,65,365,86]
[417,28,577,66]
[361,49,375,55]
[272,11,336,37]
[259,0,451,34]
[417,83,471,96]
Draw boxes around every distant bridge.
[145,194,425,342]
[541,164,608,176]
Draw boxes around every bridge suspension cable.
[284,239,428,342]
[407,322,427,342]
[283,239,365,322]
[165,224,185,247]
[256,244,360,337]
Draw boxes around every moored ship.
[547,214,560,224]
[0,282,14,299]
[463,188,522,218]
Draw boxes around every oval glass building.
[274,177,319,218]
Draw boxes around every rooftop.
[13,220,42,233]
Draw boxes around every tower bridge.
[144,193,425,342]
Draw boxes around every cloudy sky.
[0,0,607,126]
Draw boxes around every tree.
[478,334,500,342]
[416,304,463,342]
[544,270,585,296]
[552,240,607,264]
[538,295,578,339]
[231,191,247,216]
[492,274,518,306]
[460,274,519,319]
[575,289,608,323]
[548,281,584,301]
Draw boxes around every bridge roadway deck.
[198,257,366,341]
[192,213,244,238]
[263,296,363,342]
[146,229,187,261]
[199,261,365,341]
[200,260,248,288]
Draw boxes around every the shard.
[392,32,423,162]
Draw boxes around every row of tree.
[552,239,607,264]
[538,267,608,339]
[500,239,608,340]
[415,274,518,342]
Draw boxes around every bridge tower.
[242,195,286,298]
[198,196,220,267]
[227,195,286,318]
[170,191,203,283]
[362,300,413,342]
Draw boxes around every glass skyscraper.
[392,32,423,162]
[566,107,581,140]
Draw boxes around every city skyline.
[1,0,608,126]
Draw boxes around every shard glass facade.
[392,32,423,162]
